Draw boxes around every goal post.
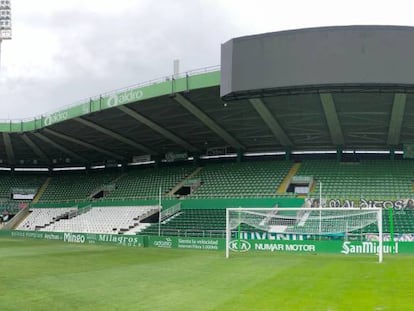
[226,207,383,263]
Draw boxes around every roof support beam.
[21,134,49,164]
[32,132,88,163]
[117,105,199,153]
[249,98,292,146]
[174,93,244,150]
[387,93,407,146]
[320,93,345,145]
[74,117,157,155]
[43,128,125,161]
[2,133,15,165]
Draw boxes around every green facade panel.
[31,197,304,210]
[0,122,11,131]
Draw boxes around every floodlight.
[0,0,11,40]
[0,0,11,68]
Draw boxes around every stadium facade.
[1,26,414,254]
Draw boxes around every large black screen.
[221,26,414,99]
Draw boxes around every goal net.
[225,207,383,262]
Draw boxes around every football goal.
[225,207,383,262]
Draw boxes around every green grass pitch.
[1,238,414,311]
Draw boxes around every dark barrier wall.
[221,26,414,98]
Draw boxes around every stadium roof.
[2,26,414,168]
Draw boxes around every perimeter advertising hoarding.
[7,230,144,248]
[221,26,414,99]
[4,230,414,254]
[228,239,401,255]
[148,236,224,251]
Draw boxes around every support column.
[285,148,291,161]
[390,147,395,161]
[237,149,243,163]
[154,155,162,168]
[336,147,342,162]
[193,153,200,167]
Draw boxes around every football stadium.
[2,23,414,310]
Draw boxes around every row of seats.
[0,174,46,199]
[2,159,414,203]
[40,172,119,201]
[190,161,292,197]
[297,160,414,199]
[16,207,76,231]
[106,166,194,199]
[44,206,158,234]
[2,162,290,202]
[140,209,226,237]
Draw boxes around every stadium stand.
[41,206,158,234]
[0,173,47,200]
[0,199,25,214]
[140,209,226,237]
[105,165,194,199]
[35,161,293,202]
[39,171,121,201]
[379,209,414,234]
[190,161,293,198]
[2,158,414,237]
[296,160,414,200]
[16,207,77,231]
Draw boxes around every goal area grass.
[1,238,413,311]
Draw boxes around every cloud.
[1,0,414,119]
[0,0,237,118]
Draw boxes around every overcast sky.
[1,0,414,119]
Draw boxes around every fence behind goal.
[225,207,383,262]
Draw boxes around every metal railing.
[160,203,181,221]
